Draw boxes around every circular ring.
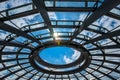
[33,45,84,68]
[29,41,91,75]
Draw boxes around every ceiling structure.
[0,0,120,80]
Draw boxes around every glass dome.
[0,0,120,80]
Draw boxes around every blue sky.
[39,46,80,65]
[0,0,120,79]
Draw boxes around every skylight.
[39,46,80,65]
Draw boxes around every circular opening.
[39,46,81,65]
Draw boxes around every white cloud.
[64,55,73,64]
[7,0,31,8]
[0,30,10,40]
[80,30,95,38]
[5,14,41,28]
[11,18,27,27]
[94,16,120,30]
[0,0,35,28]
[0,2,7,11]
[45,1,53,7]
[3,46,15,52]
[48,12,57,20]
[0,0,31,11]
[0,33,9,40]
[71,49,80,60]
[78,13,88,21]
[46,0,57,19]
[64,49,81,64]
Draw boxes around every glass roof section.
[0,0,120,80]
[39,46,80,65]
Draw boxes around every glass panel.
[56,2,85,7]
[110,8,120,16]
[100,76,112,80]
[48,12,88,21]
[9,4,32,16]
[109,72,120,79]
[53,28,75,33]
[93,15,120,30]
[0,70,10,77]
[4,61,17,67]
[2,55,16,60]
[0,30,10,39]
[88,2,96,7]
[45,1,53,7]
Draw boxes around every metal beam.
[0,21,41,45]
[79,72,88,80]
[0,40,34,50]
[0,62,29,71]
[29,72,39,80]
[92,59,120,65]
[88,44,120,51]
[32,0,54,36]
[38,73,44,80]
[69,0,120,43]
[1,66,31,79]
[16,69,35,80]
[1,58,28,62]
[36,36,86,41]
[88,67,115,80]
[85,70,99,80]
[84,29,120,45]
[91,63,120,73]
[82,0,120,29]
[0,52,29,55]
[92,54,120,57]
[0,0,7,2]
[22,25,105,35]
[106,12,120,20]
[73,74,79,80]
[29,0,51,26]
[44,0,99,1]
[46,7,95,12]
[86,27,105,34]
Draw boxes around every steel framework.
[0,0,120,80]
